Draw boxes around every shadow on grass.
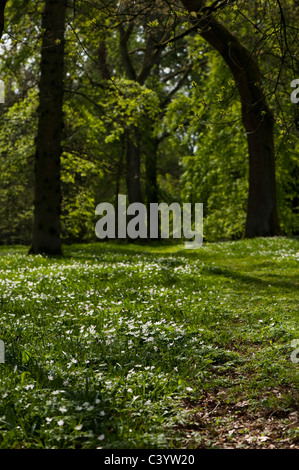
[199,264,299,293]
[60,241,299,293]
[6,240,297,293]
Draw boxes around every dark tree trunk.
[145,136,159,207]
[243,103,279,237]
[126,128,143,205]
[145,136,159,239]
[181,0,280,237]
[29,0,67,255]
[0,0,7,39]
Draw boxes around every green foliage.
[165,50,249,240]
[0,89,37,244]
[60,152,99,243]
[275,132,299,236]
[0,0,298,245]
[102,79,161,144]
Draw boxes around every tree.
[102,1,193,206]
[0,0,297,246]
[180,0,281,237]
[29,0,67,254]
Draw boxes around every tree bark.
[145,135,159,208]
[126,127,143,205]
[181,0,280,237]
[0,0,7,39]
[145,135,159,238]
[29,0,67,255]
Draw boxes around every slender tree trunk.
[29,0,67,255]
[115,134,125,230]
[145,136,159,206]
[181,0,280,237]
[145,136,159,239]
[126,127,143,205]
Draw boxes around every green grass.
[0,237,298,449]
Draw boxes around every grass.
[0,237,298,449]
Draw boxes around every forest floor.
[0,237,298,449]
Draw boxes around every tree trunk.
[181,0,281,237]
[244,104,279,237]
[145,135,159,205]
[29,0,67,255]
[145,136,159,239]
[126,127,143,205]
[0,0,7,39]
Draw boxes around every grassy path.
[0,237,298,448]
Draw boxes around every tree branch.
[119,22,137,81]
[161,64,193,108]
